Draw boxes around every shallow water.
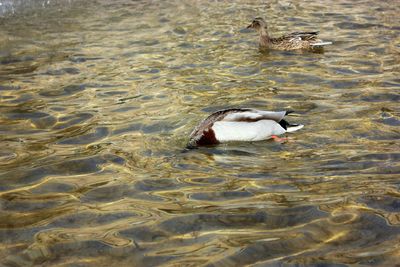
[1,0,400,266]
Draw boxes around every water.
[1,0,399,266]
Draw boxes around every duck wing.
[272,31,319,44]
[222,108,289,122]
[287,31,319,40]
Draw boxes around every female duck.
[188,108,303,147]
[247,17,332,51]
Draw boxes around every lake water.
[1,0,400,266]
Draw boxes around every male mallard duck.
[187,108,304,147]
[247,17,332,51]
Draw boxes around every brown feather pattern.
[248,18,330,51]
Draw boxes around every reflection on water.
[1,0,400,266]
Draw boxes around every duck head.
[247,17,267,31]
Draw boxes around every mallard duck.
[187,108,304,147]
[247,17,332,50]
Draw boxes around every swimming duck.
[187,108,304,147]
[247,17,332,51]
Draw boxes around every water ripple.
[1,0,400,266]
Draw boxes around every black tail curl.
[279,119,300,130]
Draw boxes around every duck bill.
[246,24,253,29]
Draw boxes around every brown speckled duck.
[247,17,332,51]
[187,108,304,148]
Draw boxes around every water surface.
[1,0,400,266]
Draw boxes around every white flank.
[311,41,332,46]
[286,124,304,133]
[212,120,286,142]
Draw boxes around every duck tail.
[279,119,304,132]
[310,41,332,46]
[286,124,304,132]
